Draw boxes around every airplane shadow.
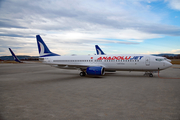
[41,69,155,78]
[31,71,157,85]
[42,71,107,78]
[29,76,81,84]
[104,72,158,78]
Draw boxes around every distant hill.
[0,55,39,61]
[152,54,178,57]
[152,54,180,59]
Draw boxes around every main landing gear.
[144,72,153,77]
[80,71,86,76]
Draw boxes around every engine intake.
[86,66,105,75]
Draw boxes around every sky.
[0,0,180,56]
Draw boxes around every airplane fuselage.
[40,54,172,72]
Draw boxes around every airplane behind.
[9,48,22,63]
[95,45,106,55]
[36,35,172,77]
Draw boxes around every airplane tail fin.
[9,48,22,63]
[95,45,106,55]
[36,35,60,57]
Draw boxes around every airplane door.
[145,57,150,66]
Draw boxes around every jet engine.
[86,66,105,75]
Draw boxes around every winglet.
[95,45,106,55]
[36,35,60,57]
[9,48,22,63]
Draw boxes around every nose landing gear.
[149,73,153,77]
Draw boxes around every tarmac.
[0,62,180,120]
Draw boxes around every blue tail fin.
[36,35,60,57]
[95,45,106,55]
[9,48,22,63]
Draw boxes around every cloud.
[0,36,37,55]
[167,49,180,54]
[166,0,180,11]
[142,49,180,55]
[0,0,180,55]
[0,20,26,28]
[0,33,33,38]
[1,0,180,35]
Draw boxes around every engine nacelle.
[86,66,105,75]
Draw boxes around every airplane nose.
[166,62,172,68]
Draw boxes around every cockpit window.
[156,59,164,61]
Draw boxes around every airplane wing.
[54,63,105,70]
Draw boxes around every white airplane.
[36,35,172,77]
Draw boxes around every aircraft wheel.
[80,72,86,76]
[149,73,153,77]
